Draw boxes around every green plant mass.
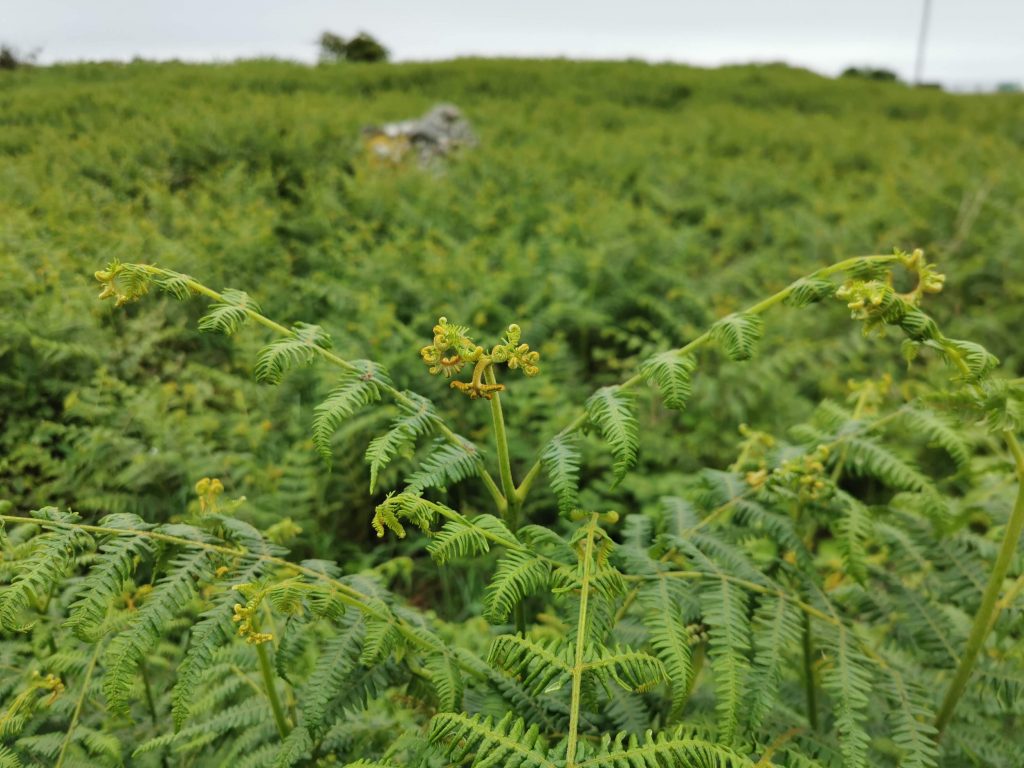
[1,59,1023,767]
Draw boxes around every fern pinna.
[0,250,1021,767]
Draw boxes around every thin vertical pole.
[914,0,933,84]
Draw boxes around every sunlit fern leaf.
[576,726,755,768]
[103,544,219,715]
[746,595,802,733]
[428,712,554,768]
[0,744,22,768]
[710,313,764,362]
[484,550,552,624]
[819,627,872,768]
[785,277,837,308]
[0,508,91,632]
[197,288,261,335]
[585,386,639,485]
[312,360,390,460]
[405,439,482,494]
[65,514,155,642]
[541,433,582,517]
[639,351,697,412]
[254,322,332,385]
[699,578,751,744]
[488,634,572,695]
[153,271,196,301]
[365,392,439,493]
[425,651,465,712]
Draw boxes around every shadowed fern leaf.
[312,360,390,460]
[541,434,582,517]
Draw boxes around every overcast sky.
[6,0,1022,87]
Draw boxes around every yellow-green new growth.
[420,318,540,399]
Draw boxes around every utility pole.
[914,0,933,84]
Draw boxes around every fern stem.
[565,513,600,768]
[934,429,1024,737]
[515,254,902,503]
[802,613,819,730]
[136,265,505,507]
[485,366,517,524]
[256,640,291,739]
[55,641,103,768]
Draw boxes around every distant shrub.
[0,45,23,70]
[318,30,389,63]
[841,66,899,82]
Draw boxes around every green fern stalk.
[934,430,1024,735]
[565,513,600,768]
[256,640,291,738]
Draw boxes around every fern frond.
[639,351,697,412]
[405,438,482,494]
[424,651,465,712]
[484,551,552,624]
[488,634,572,695]
[840,436,932,492]
[637,577,694,720]
[785,277,837,308]
[312,360,390,460]
[699,577,751,744]
[359,615,402,666]
[578,726,755,767]
[711,313,764,361]
[428,712,554,768]
[103,544,218,714]
[427,514,516,565]
[879,671,939,768]
[836,493,871,583]
[365,392,439,493]
[932,337,998,383]
[819,627,872,768]
[898,406,971,467]
[65,514,155,641]
[585,644,667,694]
[254,322,332,385]
[0,508,91,632]
[372,492,439,539]
[197,288,261,334]
[585,386,639,485]
[746,595,802,732]
[541,434,582,517]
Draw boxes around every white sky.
[6,0,1023,87]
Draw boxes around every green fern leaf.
[585,386,639,485]
[312,360,389,460]
[785,277,837,308]
[365,392,439,493]
[578,726,755,767]
[405,439,482,494]
[585,644,667,693]
[488,634,572,695]
[0,508,91,632]
[425,652,465,712]
[197,289,261,334]
[254,322,332,385]
[103,545,218,714]
[541,434,582,517]
[427,514,515,565]
[711,313,764,361]
[428,712,554,768]
[746,595,802,732]
[700,578,751,744]
[820,628,873,768]
[484,551,552,624]
[638,578,694,720]
[639,351,697,411]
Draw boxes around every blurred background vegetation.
[1,58,1022,580]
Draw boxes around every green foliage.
[2,59,1023,768]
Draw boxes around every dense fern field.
[1,59,1023,767]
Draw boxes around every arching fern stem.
[934,429,1024,736]
[513,253,903,503]
[132,265,507,512]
